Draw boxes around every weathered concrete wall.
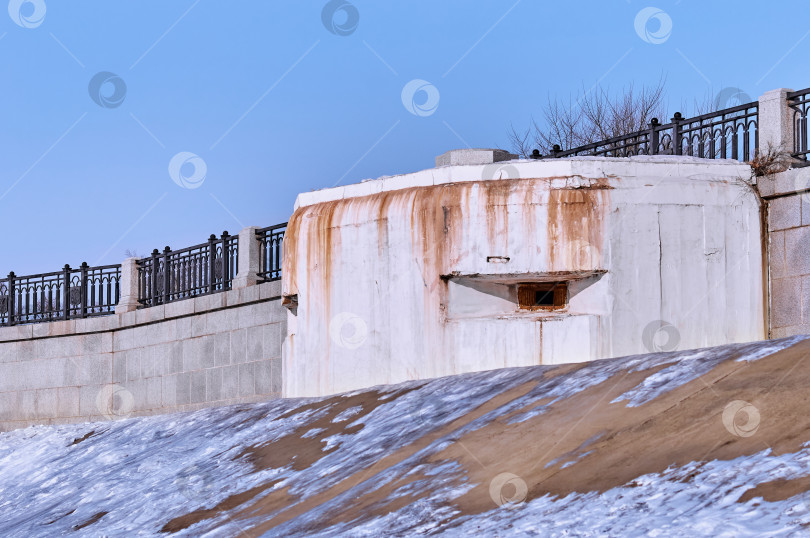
[283,156,765,397]
[0,281,284,432]
[761,167,810,337]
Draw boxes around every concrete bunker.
[282,153,764,397]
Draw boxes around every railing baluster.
[163,246,171,305]
[8,272,15,326]
[221,231,231,290]
[62,264,71,320]
[80,262,88,318]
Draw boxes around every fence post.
[80,261,88,318]
[150,249,159,306]
[208,234,218,294]
[115,258,140,314]
[649,118,660,155]
[234,226,260,289]
[7,272,15,326]
[671,112,683,155]
[220,231,231,290]
[62,264,71,320]
[758,88,794,156]
[163,246,172,305]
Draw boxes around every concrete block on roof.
[435,148,518,167]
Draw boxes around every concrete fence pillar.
[758,88,794,154]
[234,226,261,289]
[115,257,140,314]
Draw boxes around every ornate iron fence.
[0,222,288,324]
[256,223,286,282]
[0,263,120,326]
[137,232,238,307]
[789,88,810,160]
[534,102,759,162]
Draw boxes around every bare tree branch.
[512,79,668,156]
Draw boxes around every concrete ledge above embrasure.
[295,155,752,209]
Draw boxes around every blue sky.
[0,0,805,274]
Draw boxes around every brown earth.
[160,340,810,535]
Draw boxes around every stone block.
[82,332,113,354]
[255,360,272,394]
[259,281,282,300]
[127,379,147,412]
[769,195,801,231]
[191,314,208,338]
[79,385,104,417]
[112,354,126,383]
[126,349,141,381]
[246,326,264,362]
[238,362,255,397]
[435,148,517,167]
[221,365,239,399]
[198,335,218,369]
[785,226,810,277]
[73,317,109,334]
[802,195,810,226]
[182,338,204,372]
[206,367,223,402]
[143,377,162,410]
[165,299,194,319]
[162,375,177,407]
[15,340,37,362]
[35,336,79,360]
[0,392,19,421]
[771,276,801,328]
[0,325,32,343]
[135,304,165,325]
[0,344,16,364]
[113,328,135,352]
[239,285,262,304]
[770,230,787,279]
[175,372,191,406]
[194,293,225,314]
[75,354,113,386]
[772,325,810,338]
[0,363,22,393]
[166,341,184,374]
[35,388,59,419]
[118,310,137,328]
[189,370,206,404]
[206,308,239,332]
[212,332,230,368]
[230,328,247,365]
[19,390,37,420]
[143,322,168,346]
[140,345,165,379]
[263,323,284,359]
[270,358,282,393]
[175,317,193,338]
[237,303,265,329]
[265,301,287,323]
[57,386,80,417]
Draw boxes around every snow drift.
[2,336,810,536]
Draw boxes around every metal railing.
[789,88,810,160]
[0,263,120,326]
[137,232,238,308]
[256,223,286,282]
[534,102,759,162]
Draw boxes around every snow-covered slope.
[3,336,810,536]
